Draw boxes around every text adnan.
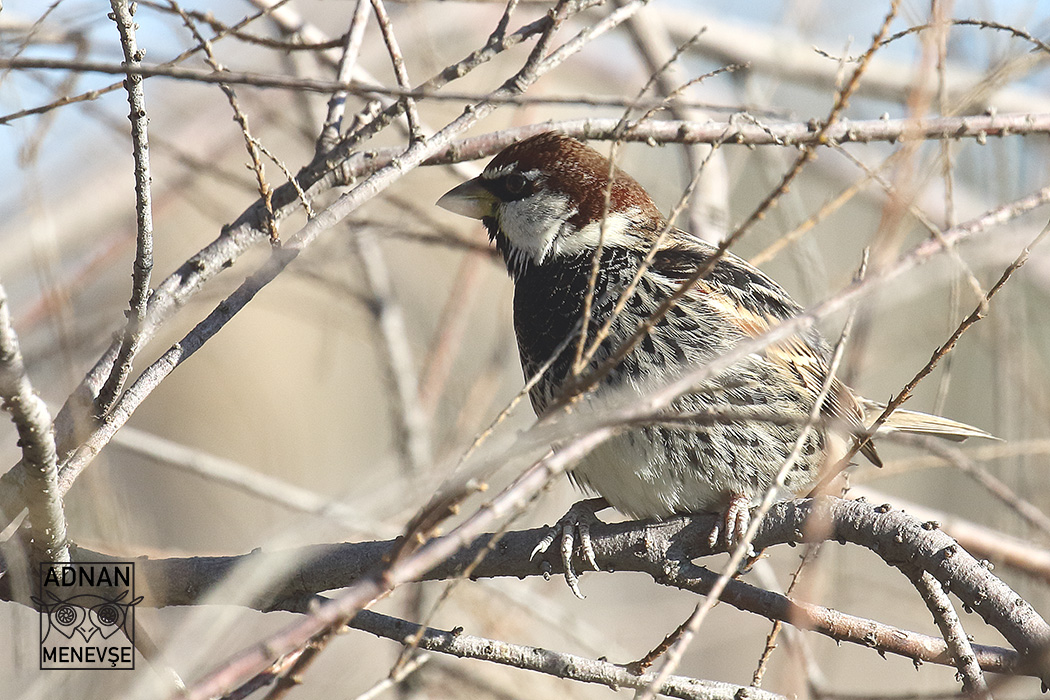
[43,565,132,588]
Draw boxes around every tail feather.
[862,401,998,442]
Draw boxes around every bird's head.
[437,132,662,277]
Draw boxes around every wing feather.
[651,233,880,464]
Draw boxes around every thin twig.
[814,218,1050,495]
[571,27,702,375]
[109,426,390,536]
[370,0,422,143]
[248,136,316,217]
[315,0,370,154]
[749,147,901,266]
[750,545,821,687]
[170,0,278,241]
[343,610,782,700]
[96,0,155,415]
[136,0,341,51]
[621,3,727,240]
[259,634,327,700]
[933,0,960,417]
[351,228,432,490]
[16,23,90,165]
[352,651,432,700]
[830,142,984,303]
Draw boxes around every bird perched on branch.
[437,131,991,596]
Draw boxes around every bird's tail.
[862,400,997,442]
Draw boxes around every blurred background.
[2,0,1050,697]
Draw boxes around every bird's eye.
[505,172,528,195]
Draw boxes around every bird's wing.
[651,235,881,464]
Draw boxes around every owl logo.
[33,589,142,644]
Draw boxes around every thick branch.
[910,569,989,695]
[0,281,67,563]
[38,498,1049,680]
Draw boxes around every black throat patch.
[510,246,639,411]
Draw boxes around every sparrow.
[437,131,991,594]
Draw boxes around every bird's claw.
[531,498,606,599]
[708,494,755,557]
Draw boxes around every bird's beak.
[436,177,498,220]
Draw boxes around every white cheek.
[499,199,646,265]
[499,192,573,263]
[552,210,636,258]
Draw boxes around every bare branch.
[169,0,279,241]
[44,498,1049,680]
[96,0,155,414]
[346,610,785,700]
[7,2,1050,696]
[911,570,989,696]
[369,0,422,143]
[109,427,388,535]
[849,485,1050,586]
[315,0,370,153]
[351,229,432,480]
[52,0,644,504]
[0,281,67,563]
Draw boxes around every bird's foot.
[708,494,755,557]
[531,497,608,599]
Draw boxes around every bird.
[437,131,991,594]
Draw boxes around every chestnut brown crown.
[437,132,663,274]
